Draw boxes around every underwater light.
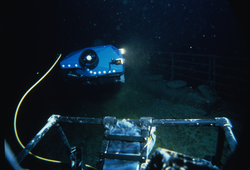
[119,48,125,54]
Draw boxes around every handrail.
[149,51,250,102]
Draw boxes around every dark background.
[3,0,249,169]
[4,0,249,75]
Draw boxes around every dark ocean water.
[4,0,249,169]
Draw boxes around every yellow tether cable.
[14,54,62,163]
[13,53,97,169]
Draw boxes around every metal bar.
[174,60,210,66]
[215,64,250,72]
[214,127,225,167]
[152,63,210,75]
[174,53,216,57]
[16,115,58,163]
[150,67,171,73]
[58,116,103,124]
[71,147,87,170]
[215,117,237,152]
[101,153,145,162]
[55,123,71,155]
[152,118,217,127]
[172,72,210,83]
[154,58,172,61]
[174,66,209,74]
[16,114,238,167]
[150,51,215,57]
[104,135,146,142]
[152,117,237,152]
[214,73,250,82]
[212,55,249,60]
[151,63,171,68]
[209,56,212,82]
[212,57,216,90]
[153,57,210,67]
[170,53,174,81]
[150,51,248,61]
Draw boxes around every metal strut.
[16,115,237,170]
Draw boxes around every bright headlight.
[119,48,125,54]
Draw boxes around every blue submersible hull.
[60,45,125,85]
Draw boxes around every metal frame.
[16,115,237,169]
[149,51,249,102]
